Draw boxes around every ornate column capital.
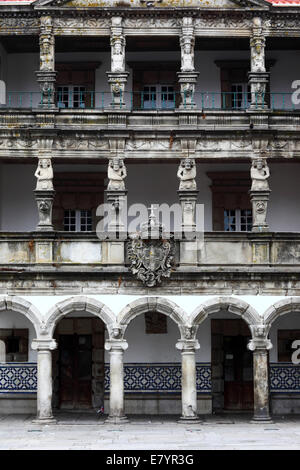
[31,338,57,351]
[248,324,272,351]
[176,339,200,352]
[105,339,128,352]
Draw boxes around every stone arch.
[117,297,187,336]
[0,295,41,336]
[190,296,261,332]
[44,296,116,338]
[264,297,300,327]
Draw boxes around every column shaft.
[105,340,128,424]
[177,339,201,423]
[252,350,272,423]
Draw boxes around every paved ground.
[0,413,299,450]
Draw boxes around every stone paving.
[0,413,299,450]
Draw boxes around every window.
[57,86,87,109]
[129,62,180,110]
[207,172,252,231]
[53,172,105,231]
[142,85,175,109]
[0,329,28,362]
[64,209,92,232]
[224,209,252,232]
[56,62,100,109]
[231,83,251,109]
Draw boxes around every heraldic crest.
[128,206,175,287]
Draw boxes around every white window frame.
[57,85,87,109]
[231,82,251,109]
[142,84,175,109]
[64,209,92,232]
[224,208,252,232]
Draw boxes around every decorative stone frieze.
[35,16,57,109]
[248,17,269,110]
[249,157,271,232]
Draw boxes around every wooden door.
[59,334,92,409]
[223,335,254,410]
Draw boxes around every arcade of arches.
[0,295,300,423]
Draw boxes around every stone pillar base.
[32,417,57,425]
[105,189,127,236]
[250,417,273,424]
[248,71,270,110]
[34,189,55,232]
[105,415,129,424]
[178,416,202,424]
[107,71,130,109]
[177,71,199,110]
[35,70,57,109]
[249,189,271,232]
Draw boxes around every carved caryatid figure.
[177,158,197,191]
[107,158,127,191]
[35,158,54,190]
[250,158,270,191]
[180,37,194,72]
[251,17,266,73]
[111,37,125,73]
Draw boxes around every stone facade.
[0,0,300,423]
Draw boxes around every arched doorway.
[53,315,105,410]
[44,296,114,414]
[117,297,185,417]
[191,297,260,415]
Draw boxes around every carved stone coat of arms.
[128,237,175,287]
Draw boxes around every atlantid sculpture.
[250,158,270,191]
[34,158,54,190]
[111,37,125,73]
[107,158,127,191]
[177,158,197,190]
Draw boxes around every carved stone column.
[177,17,199,110]
[248,17,269,110]
[107,16,129,109]
[105,339,129,424]
[248,326,273,423]
[249,157,271,232]
[32,339,57,424]
[177,157,199,265]
[176,335,201,423]
[35,16,57,109]
[177,158,198,233]
[105,157,127,238]
[34,155,55,231]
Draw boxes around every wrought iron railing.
[2,91,299,111]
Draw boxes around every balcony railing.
[2,91,300,111]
